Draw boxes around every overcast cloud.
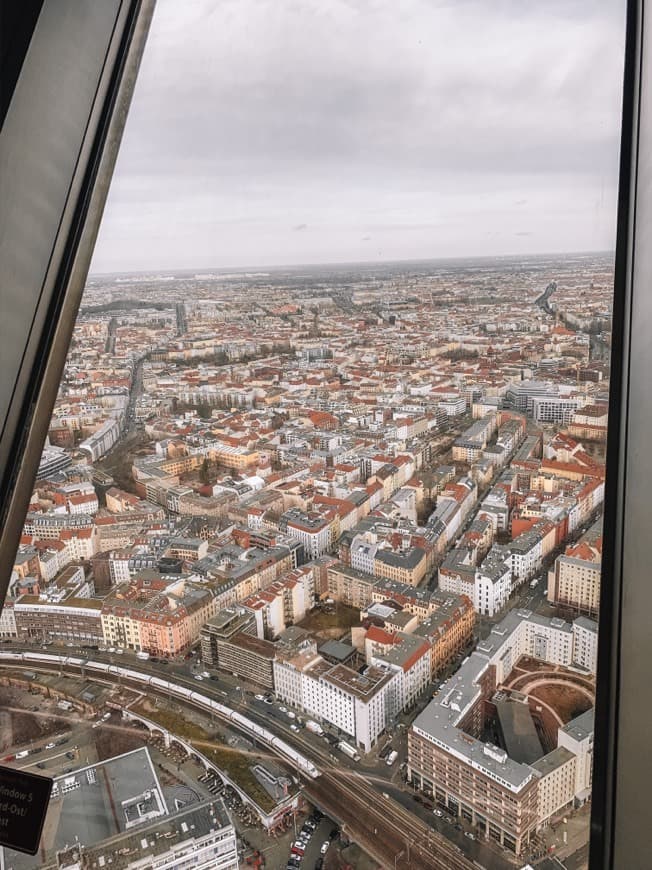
[90,0,627,273]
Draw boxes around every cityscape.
[0,252,611,870]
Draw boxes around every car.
[290,844,305,856]
[279,705,288,713]
[320,841,330,854]
[150,657,160,663]
[101,712,111,721]
[444,816,453,824]
[194,674,204,681]
[36,762,46,769]
[263,697,273,704]
[65,751,75,759]
[115,648,124,655]
[108,647,116,654]
[45,742,56,750]
[433,809,443,817]
[201,671,210,678]
[290,724,299,732]
[210,674,220,681]
[160,659,168,665]
[254,694,265,701]
[286,711,296,719]
[464,831,475,840]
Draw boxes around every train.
[0,650,320,779]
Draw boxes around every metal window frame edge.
[0,0,156,607]
[591,0,644,868]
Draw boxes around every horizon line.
[88,248,615,279]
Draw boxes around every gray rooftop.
[560,708,595,743]
[0,748,233,870]
[531,746,575,778]
[495,696,543,765]
[412,657,536,793]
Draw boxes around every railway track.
[0,655,476,869]
[306,770,475,870]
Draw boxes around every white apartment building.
[557,708,594,801]
[366,629,431,717]
[284,514,331,560]
[273,645,397,751]
[439,397,467,416]
[531,395,585,425]
[474,547,512,617]
[485,612,574,685]
[0,601,17,638]
[571,617,598,674]
[548,546,602,618]
[349,533,379,575]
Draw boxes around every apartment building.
[327,563,376,609]
[102,573,216,656]
[200,607,276,689]
[373,545,427,586]
[571,617,598,674]
[273,642,397,751]
[280,508,332,559]
[407,609,595,855]
[547,537,602,618]
[364,627,431,715]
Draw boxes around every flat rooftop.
[494,696,543,765]
[1,747,175,870]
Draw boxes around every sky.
[90,0,627,274]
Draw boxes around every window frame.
[0,2,646,868]
[0,0,155,605]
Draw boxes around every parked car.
[320,841,330,854]
[254,694,265,701]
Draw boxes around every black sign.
[0,765,52,855]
